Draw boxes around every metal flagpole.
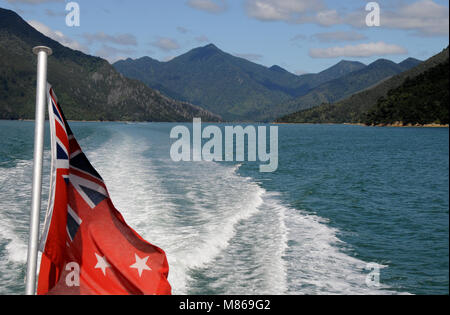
[25,46,53,295]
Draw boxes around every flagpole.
[25,46,53,295]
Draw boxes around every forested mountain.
[271,58,422,118]
[0,8,219,122]
[277,47,448,125]
[114,45,398,121]
[364,59,448,126]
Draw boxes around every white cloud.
[244,0,448,37]
[382,0,449,37]
[82,32,138,46]
[150,37,181,52]
[315,9,341,26]
[44,8,66,17]
[344,0,449,37]
[27,20,88,53]
[312,31,367,43]
[186,0,227,14]
[245,0,325,22]
[309,42,408,58]
[245,0,342,26]
[246,0,290,21]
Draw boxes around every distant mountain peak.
[196,43,222,54]
[140,55,160,62]
[401,57,421,62]
[398,57,422,70]
[368,58,398,69]
[317,59,366,79]
[333,60,365,67]
[0,7,18,20]
[371,58,395,64]
[1,7,41,39]
[0,7,220,122]
[269,65,288,73]
[182,43,224,62]
[203,43,219,50]
[337,59,358,64]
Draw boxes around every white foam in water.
[282,205,400,294]
[195,189,289,295]
[202,187,401,295]
[86,127,405,295]
[0,154,51,294]
[89,132,265,294]
[0,125,403,295]
[0,125,406,295]
[0,160,32,292]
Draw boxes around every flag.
[37,85,171,295]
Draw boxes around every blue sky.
[1,0,448,73]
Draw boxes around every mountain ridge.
[276,47,448,124]
[1,7,426,123]
[114,44,387,121]
[270,57,422,118]
[0,8,220,122]
[115,44,421,121]
[365,58,448,126]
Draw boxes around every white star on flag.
[130,254,152,277]
[94,253,110,276]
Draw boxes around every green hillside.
[364,60,449,126]
[277,47,449,125]
[272,58,421,118]
[114,45,368,121]
[0,8,219,122]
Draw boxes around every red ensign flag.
[37,85,171,295]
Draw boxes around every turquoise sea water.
[0,120,448,295]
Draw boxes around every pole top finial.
[32,46,53,56]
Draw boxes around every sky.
[1,0,449,74]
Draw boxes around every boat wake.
[0,153,51,294]
[90,128,400,295]
[0,125,403,294]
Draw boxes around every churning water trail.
[87,125,400,295]
[0,122,413,295]
[89,130,268,294]
[0,152,51,294]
